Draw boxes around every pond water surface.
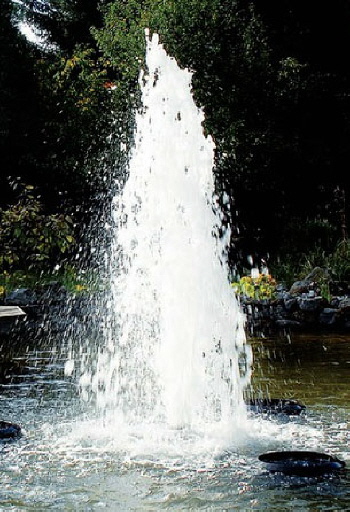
[0,332,349,510]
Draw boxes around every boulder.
[0,421,21,440]
[319,308,339,325]
[298,296,324,312]
[289,267,329,295]
[4,288,37,307]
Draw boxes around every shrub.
[0,184,75,273]
[232,273,277,300]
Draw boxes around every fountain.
[0,28,348,511]
[70,30,347,476]
[76,29,252,452]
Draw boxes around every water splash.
[78,31,252,445]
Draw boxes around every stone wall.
[242,270,350,336]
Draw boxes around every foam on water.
[77,30,253,453]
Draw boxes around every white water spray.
[79,31,252,444]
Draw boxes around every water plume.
[78,30,252,447]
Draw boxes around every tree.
[0,183,75,273]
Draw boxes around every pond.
[0,331,349,510]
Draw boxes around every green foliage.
[269,256,299,290]
[0,266,103,297]
[149,0,272,142]
[271,238,350,292]
[278,217,338,257]
[328,239,350,282]
[4,0,124,214]
[32,47,117,206]
[0,184,75,272]
[0,271,39,296]
[231,273,277,300]
[269,216,342,291]
[49,48,108,112]
[299,239,350,284]
[93,1,149,108]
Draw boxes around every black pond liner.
[246,398,306,416]
[259,451,346,476]
[0,421,22,440]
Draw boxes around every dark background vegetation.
[1,0,350,286]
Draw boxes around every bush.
[0,184,75,273]
[270,238,350,292]
[231,273,277,300]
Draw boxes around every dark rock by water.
[4,288,38,307]
[246,398,306,416]
[0,421,22,440]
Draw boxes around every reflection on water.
[0,332,349,510]
[249,333,350,407]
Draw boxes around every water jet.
[77,30,252,444]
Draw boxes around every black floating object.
[0,421,22,440]
[247,398,306,416]
[259,451,346,476]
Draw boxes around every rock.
[305,266,330,281]
[4,288,37,307]
[275,319,302,328]
[319,308,339,325]
[297,296,324,312]
[330,297,341,308]
[276,290,291,301]
[289,267,329,295]
[276,283,288,292]
[337,296,350,310]
[289,279,310,295]
[246,398,306,416]
[0,421,21,440]
[284,297,298,311]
